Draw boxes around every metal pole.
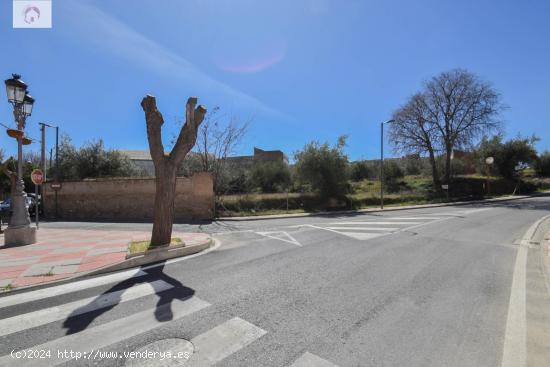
[380,121,384,209]
[55,126,59,220]
[35,182,39,229]
[40,123,46,180]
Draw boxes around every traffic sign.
[31,169,44,185]
[51,182,62,190]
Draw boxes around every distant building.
[120,147,288,176]
[119,150,155,175]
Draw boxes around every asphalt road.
[1,196,550,366]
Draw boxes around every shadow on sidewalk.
[62,262,194,335]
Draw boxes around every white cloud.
[59,0,285,118]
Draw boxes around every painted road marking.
[326,227,399,232]
[0,280,173,337]
[187,317,267,366]
[500,215,550,367]
[0,269,147,309]
[328,221,423,225]
[256,231,302,246]
[289,352,339,367]
[0,297,211,367]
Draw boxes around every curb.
[86,238,213,276]
[0,237,214,294]
[218,193,549,221]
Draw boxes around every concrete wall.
[42,172,214,221]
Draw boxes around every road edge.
[501,214,550,367]
[219,192,549,222]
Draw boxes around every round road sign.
[31,169,44,185]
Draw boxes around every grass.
[0,284,15,292]
[128,237,183,255]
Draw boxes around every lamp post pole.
[380,119,395,209]
[4,74,36,246]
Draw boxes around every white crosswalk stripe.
[0,268,147,309]
[0,280,173,337]
[289,352,339,366]
[0,296,211,367]
[312,216,446,240]
[186,317,267,366]
[0,275,269,366]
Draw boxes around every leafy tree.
[250,160,291,193]
[350,161,370,181]
[476,135,538,178]
[52,134,144,180]
[535,151,550,177]
[294,136,349,198]
[383,160,404,192]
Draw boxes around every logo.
[13,0,52,28]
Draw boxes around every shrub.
[535,151,550,177]
[294,136,350,198]
[349,161,370,181]
[249,161,291,193]
[383,160,404,192]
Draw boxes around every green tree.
[535,151,550,177]
[349,161,370,181]
[383,160,404,192]
[476,135,538,178]
[294,136,349,198]
[52,134,144,180]
[250,160,291,193]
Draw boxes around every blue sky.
[1,0,549,161]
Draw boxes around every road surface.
[1,196,549,366]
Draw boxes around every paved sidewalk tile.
[0,228,210,290]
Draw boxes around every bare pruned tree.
[175,107,250,196]
[141,95,206,246]
[390,69,504,190]
[389,93,442,188]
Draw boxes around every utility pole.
[380,119,395,210]
[55,126,59,220]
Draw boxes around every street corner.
[0,228,214,292]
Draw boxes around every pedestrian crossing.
[308,216,447,241]
[0,271,338,366]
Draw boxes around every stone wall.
[42,172,214,221]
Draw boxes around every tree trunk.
[427,148,441,193]
[151,161,177,246]
[444,144,452,184]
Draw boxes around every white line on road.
[0,280,173,337]
[187,317,267,366]
[289,352,339,367]
[0,269,147,310]
[326,227,399,232]
[501,214,550,367]
[0,239,221,310]
[256,231,302,246]
[0,297,211,367]
[328,221,425,225]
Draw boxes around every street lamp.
[380,119,395,209]
[3,74,37,246]
[485,156,494,196]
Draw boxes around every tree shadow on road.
[62,262,194,335]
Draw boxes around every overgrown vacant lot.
[217,175,550,217]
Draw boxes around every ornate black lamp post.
[4,74,37,246]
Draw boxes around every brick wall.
[42,172,214,221]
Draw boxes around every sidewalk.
[0,228,211,290]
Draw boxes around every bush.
[476,135,538,179]
[51,135,144,180]
[294,136,350,198]
[349,161,370,181]
[383,160,404,192]
[249,161,291,193]
[535,151,550,177]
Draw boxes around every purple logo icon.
[23,5,40,24]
